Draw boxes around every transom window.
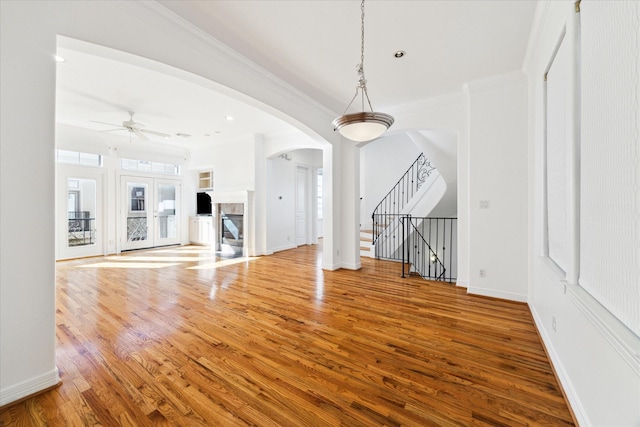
[56,149,102,167]
[121,158,180,176]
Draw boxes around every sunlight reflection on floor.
[150,249,218,255]
[79,245,254,270]
[106,256,212,262]
[187,257,259,270]
[80,262,182,269]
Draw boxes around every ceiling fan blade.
[140,129,171,138]
[99,128,125,133]
[91,120,122,127]
[133,130,149,140]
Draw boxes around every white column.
[253,134,268,256]
[322,144,340,270]
[339,139,361,270]
[321,138,361,271]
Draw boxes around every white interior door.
[120,176,181,251]
[296,166,308,246]
[58,169,104,259]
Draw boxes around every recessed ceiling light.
[54,55,65,62]
[394,51,406,58]
[176,133,191,138]
[225,115,234,121]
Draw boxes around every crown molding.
[523,0,553,73]
[464,70,527,96]
[113,1,336,138]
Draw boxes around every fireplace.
[210,191,253,257]
[218,203,243,255]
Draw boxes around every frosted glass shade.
[332,112,394,142]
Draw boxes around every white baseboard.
[341,260,362,270]
[456,279,469,288]
[530,306,589,427]
[466,285,527,302]
[0,367,60,406]
[322,261,341,271]
[269,243,296,253]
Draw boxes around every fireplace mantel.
[210,191,254,256]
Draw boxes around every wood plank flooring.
[1,244,575,426]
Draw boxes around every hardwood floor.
[1,245,574,426]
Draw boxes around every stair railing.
[371,153,435,259]
[401,216,457,283]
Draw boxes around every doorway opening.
[120,176,181,252]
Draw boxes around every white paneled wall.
[580,0,640,337]
[526,1,640,425]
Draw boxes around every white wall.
[360,133,422,228]
[0,2,59,404]
[405,129,458,218]
[525,1,640,425]
[267,149,322,253]
[466,72,529,301]
[579,1,639,338]
[189,136,256,193]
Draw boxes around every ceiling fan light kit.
[332,0,393,142]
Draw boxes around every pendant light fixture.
[332,0,393,142]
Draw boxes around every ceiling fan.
[92,111,170,140]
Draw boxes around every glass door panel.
[67,178,97,248]
[121,177,153,251]
[156,181,180,245]
[127,182,149,242]
[120,177,181,251]
[58,170,104,260]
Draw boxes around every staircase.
[371,152,436,260]
[364,130,458,281]
[359,228,374,257]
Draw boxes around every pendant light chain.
[360,0,367,112]
[332,0,394,141]
[360,0,365,81]
[358,0,375,113]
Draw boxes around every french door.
[120,176,181,251]
[57,169,105,259]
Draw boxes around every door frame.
[56,166,106,260]
[295,164,314,247]
[118,175,182,252]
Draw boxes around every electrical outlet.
[479,200,490,209]
[479,269,486,277]
[552,316,557,332]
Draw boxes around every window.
[121,158,180,176]
[56,149,102,167]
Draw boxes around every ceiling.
[55,0,537,152]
